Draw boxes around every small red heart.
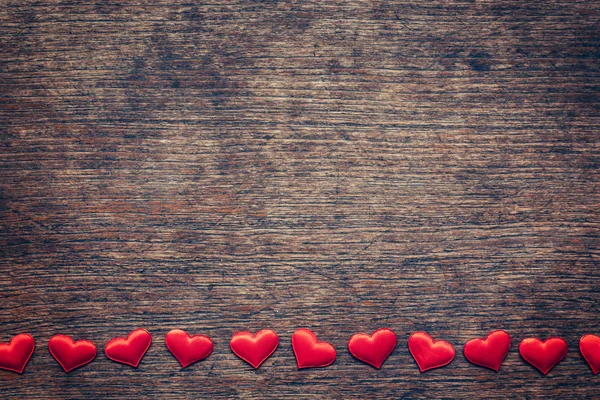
[48,334,96,373]
[230,329,279,369]
[165,329,213,368]
[0,333,35,374]
[519,337,568,374]
[463,330,511,371]
[105,329,152,367]
[580,334,600,374]
[292,328,336,369]
[408,331,455,372]
[348,328,397,369]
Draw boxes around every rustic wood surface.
[0,0,599,398]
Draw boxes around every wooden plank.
[0,0,599,398]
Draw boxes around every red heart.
[408,331,455,372]
[580,334,600,374]
[48,334,96,373]
[104,329,152,367]
[347,328,397,369]
[0,333,35,374]
[230,329,279,369]
[519,337,568,374]
[292,328,336,369]
[165,329,213,368]
[463,330,511,371]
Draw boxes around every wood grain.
[0,0,599,398]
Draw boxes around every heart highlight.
[348,328,397,369]
[165,329,213,368]
[463,330,511,371]
[230,329,279,369]
[519,337,568,374]
[48,334,97,372]
[104,329,152,368]
[408,331,455,372]
[0,333,35,374]
[292,328,336,369]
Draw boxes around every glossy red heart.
[165,329,213,368]
[348,328,397,369]
[230,329,279,369]
[408,331,455,372]
[48,334,96,372]
[580,334,600,374]
[292,328,336,369]
[0,333,35,374]
[104,329,152,367]
[463,330,511,371]
[519,337,568,374]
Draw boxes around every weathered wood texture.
[0,0,599,398]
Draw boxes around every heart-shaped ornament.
[519,337,567,374]
[105,329,152,367]
[165,329,213,368]
[348,328,397,369]
[48,334,96,372]
[0,333,35,374]
[230,329,279,369]
[580,334,600,374]
[463,330,511,371]
[292,328,336,369]
[408,331,455,372]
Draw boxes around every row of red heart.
[1,328,599,375]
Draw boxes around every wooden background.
[0,0,599,398]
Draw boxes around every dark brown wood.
[0,0,599,398]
